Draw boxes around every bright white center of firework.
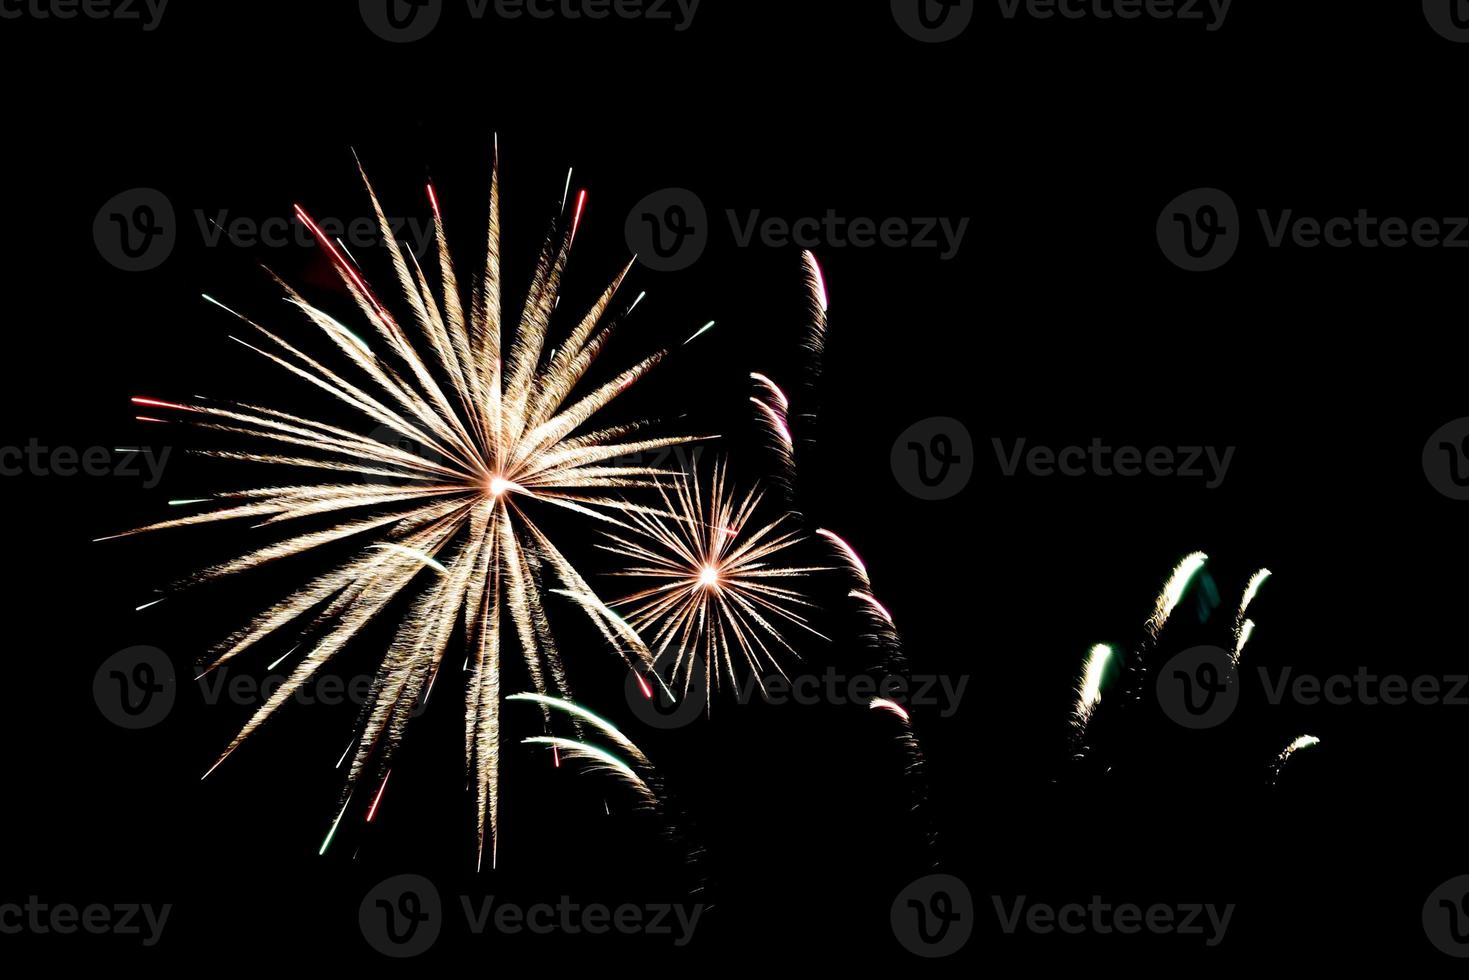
[698,564,720,588]
[488,476,512,497]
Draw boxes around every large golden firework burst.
[105,147,705,868]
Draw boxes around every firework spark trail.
[523,736,658,807]
[1233,618,1256,666]
[1128,551,1208,699]
[870,698,910,723]
[797,250,828,462]
[815,528,869,586]
[602,458,829,705]
[101,147,714,868]
[1270,734,1320,783]
[1146,551,1209,639]
[1232,568,1270,665]
[868,697,938,865]
[1071,643,1115,749]
[782,259,936,865]
[750,372,797,503]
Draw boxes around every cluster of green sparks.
[1069,554,1319,782]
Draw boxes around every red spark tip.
[569,189,588,244]
[131,396,196,413]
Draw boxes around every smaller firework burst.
[603,459,829,701]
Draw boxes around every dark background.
[3,0,1468,969]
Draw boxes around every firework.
[1072,643,1115,745]
[1232,568,1270,665]
[602,458,829,702]
[1127,550,1208,699]
[101,146,706,868]
[815,528,869,586]
[797,250,828,456]
[1232,618,1256,666]
[523,736,658,808]
[1147,551,1209,639]
[750,372,796,498]
[870,697,911,723]
[1270,734,1321,783]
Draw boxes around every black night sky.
[4,0,1469,969]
